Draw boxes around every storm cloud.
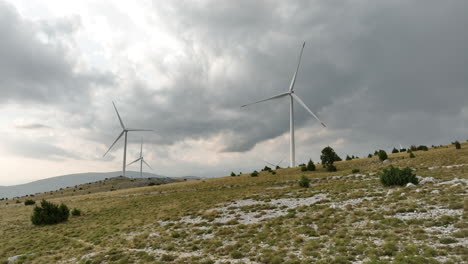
[1,0,467,183]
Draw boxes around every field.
[1,142,467,264]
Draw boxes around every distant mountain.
[0,171,171,199]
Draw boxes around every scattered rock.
[431,190,440,194]
[419,177,436,185]
[383,159,390,164]
[406,183,416,188]
[8,254,26,263]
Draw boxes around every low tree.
[24,199,35,206]
[409,151,416,158]
[454,141,461,149]
[306,159,316,171]
[368,154,373,158]
[230,172,236,177]
[392,148,399,154]
[321,146,341,171]
[378,150,388,161]
[345,155,352,161]
[250,171,259,177]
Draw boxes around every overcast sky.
[1,0,467,185]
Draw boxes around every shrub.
[262,166,272,172]
[230,172,236,177]
[31,200,69,225]
[352,168,360,173]
[400,148,406,152]
[345,155,352,161]
[392,148,399,154]
[409,151,416,158]
[24,199,35,206]
[298,176,311,188]
[417,145,428,151]
[379,166,418,187]
[250,171,259,177]
[300,166,307,172]
[271,171,276,175]
[368,154,373,158]
[410,145,417,151]
[71,208,81,216]
[148,182,156,186]
[275,166,281,170]
[378,150,388,161]
[306,159,316,171]
[453,141,461,149]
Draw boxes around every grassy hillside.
[0,142,466,264]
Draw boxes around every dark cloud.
[117,0,467,153]
[0,1,113,105]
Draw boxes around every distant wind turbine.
[103,101,153,177]
[242,42,326,167]
[127,139,153,178]
[260,157,285,168]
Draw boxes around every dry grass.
[0,142,467,263]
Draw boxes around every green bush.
[250,171,259,177]
[417,145,428,151]
[300,166,307,172]
[352,168,360,173]
[409,151,416,158]
[230,172,236,176]
[345,155,352,161]
[321,146,340,171]
[306,159,316,171]
[31,200,69,225]
[392,148,399,154]
[261,166,272,172]
[298,176,311,188]
[379,166,418,187]
[454,141,461,149]
[24,199,35,206]
[378,150,388,161]
[71,208,81,216]
[368,154,373,158]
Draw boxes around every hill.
[0,171,171,199]
[0,142,466,263]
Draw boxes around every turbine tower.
[103,101,153,177]
[242,42,326,168]
[127,139,153,178]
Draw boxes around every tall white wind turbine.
[103,101,153,177]
[242,42,326,167]
[127,139,153,178]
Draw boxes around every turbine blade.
[142,159,153,170]
[291,93,326,127]
[289,42,306,92]
[103,130,125,157]
[127,157,142,166]
[259,158,276,167]
[275,158,285,167]
[126,128,154,132]
[112,101,125,129]
[241,92,290,108]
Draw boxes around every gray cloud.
[16,123,50,129]
[2,0,468,173]
[0,1,113,105]
[114,0,467,154]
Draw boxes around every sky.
[1,0,467,185]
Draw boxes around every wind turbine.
[103,101,153,177]
[127,139,153,178]
[242,42,326,167]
